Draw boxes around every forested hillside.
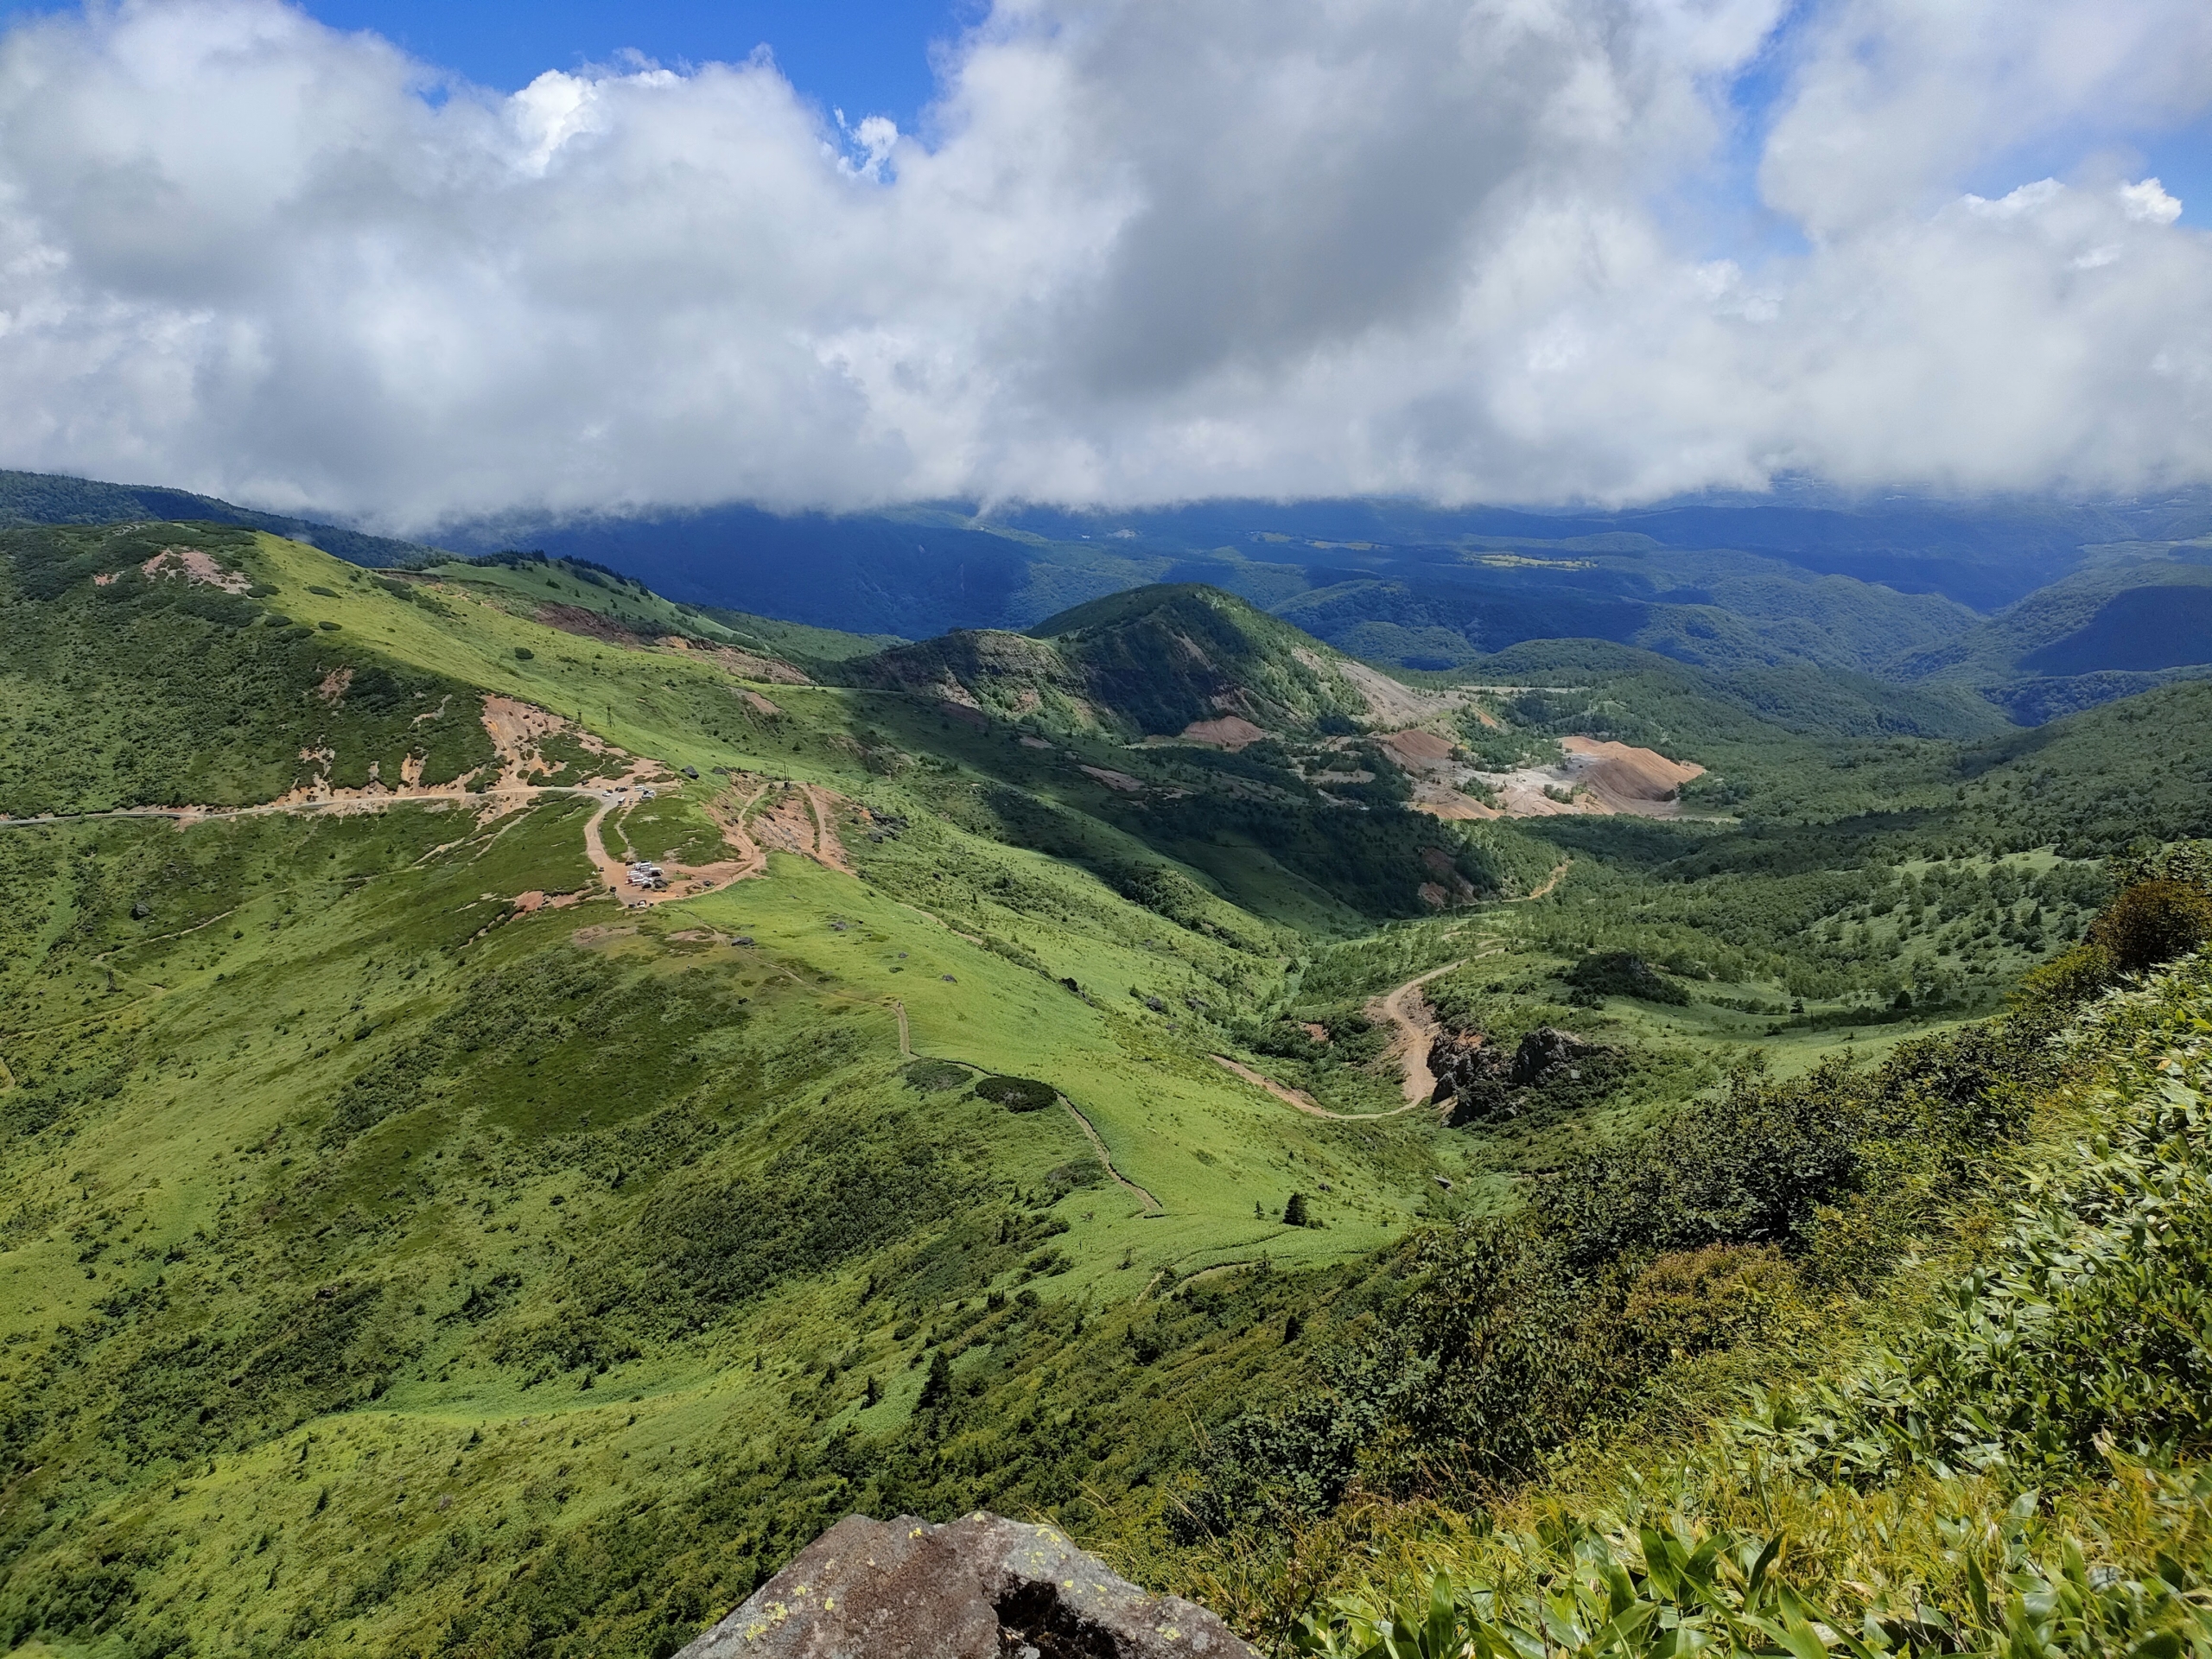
[3,522,2209,1658]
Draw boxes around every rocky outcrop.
[675,1510,1259,1658]
[1427,1027,1607,1126]
[1426,1027,1496,1105]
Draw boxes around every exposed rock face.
[1427,1027,1606,1126]
[675,1511,1260,1659]
[1427,1027,1496,1105]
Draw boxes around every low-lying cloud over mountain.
[0,0,2208,526]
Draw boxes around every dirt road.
[1367,958,1467,1103]
[3,769,830,912]
[1207,1053,1431,1121]
[1521,859,1572,900]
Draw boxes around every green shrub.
[2014,940,2115,1012]
[1294,1509,2212,1659]
[1739,1060,2212,1484]
[1561,951,1689,1006]
[903,1058,971,1091]
[974,1075,1057,1111]
[2091,879,2212,974]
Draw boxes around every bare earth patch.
[1410,783,1501,821]
[1079,765,1147,792]
[141,547,251,594]
[704,646,810,685]
[535,602,644,646]
[1378,728,1457,770]
[1178,715,1268,748]
[1473,737,1704,820]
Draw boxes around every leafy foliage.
[975,1075,1058,1111]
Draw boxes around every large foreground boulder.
[675,1510,1260,1658]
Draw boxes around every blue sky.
[0,1,963,130]
[317,0,964,128]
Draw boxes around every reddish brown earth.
[1561,735,1704,808]
[1179,715,1268,748]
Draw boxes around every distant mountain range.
[10,467,2212,725]
[0,468,442,570]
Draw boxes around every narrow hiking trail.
[888,998,912,1059]
[1058,1095,1161,1212]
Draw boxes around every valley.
[0,515,2208,1657]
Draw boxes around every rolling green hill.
[3,524,2209,1659]
[1895,543,2212,721]
[847,585,1370,743]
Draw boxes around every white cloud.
[0,0,2205,525]
[2120,177,2183,225]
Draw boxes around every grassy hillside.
[3,524,2210,1658]
[1194,947,2212,1659]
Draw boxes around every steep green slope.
[1030,584,1370,737]
[847,584,1370,743]
[5,522,2210,1659]
[0,522,492,817]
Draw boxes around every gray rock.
[1429,1026,1606,1126]
[675,1510,1260,1659]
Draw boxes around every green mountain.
[1895,542,2212,720]
[0,468,445,572]
[15,461,2209,728]
[4,524,2211,1659]
[848,584,1370,742]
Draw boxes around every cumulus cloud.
[0,0,2205,525]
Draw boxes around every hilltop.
[1,518,2208,1657]
[846,585,1370,743]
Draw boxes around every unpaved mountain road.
[1,771,831,912]
[1206,1053,1432,1121]
[1205,954,1467,1119]
[1368,957,1468,1103]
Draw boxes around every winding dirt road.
[1519,859,1572,901]
[1207,1053,1430,1121]
[1368,958,1466,1103]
